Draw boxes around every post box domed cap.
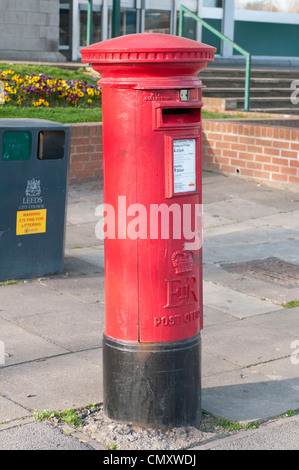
[80,33,216,64]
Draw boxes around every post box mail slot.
[161,107,201,125]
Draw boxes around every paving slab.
[203,305,236,327]
[0,419,95,450]
[202,349,240,377]
[0,281,85,319]
[63,255,104,277]
[202,368,299,423]
[249,210,299,231]
[0,316,67,366]
[67,201,100,225]
[203,212,234,229]
[202,318,296,367]
[194,415,299,450]
[0,353,103,417]
[203,219,256,237]
[226,185,299,212]
[0,173,299,450]
[204,197,280,223]
[203,263,298,305]
[252,357,299,387]
[67,181,103,204]
[248,307,299,336]
[65,247,105,270]
[203,281,282,318]
[0,396,32,423]
[203,228,299,265]
[39,275,105,306]
[13,307,103,352]
[65,222,100,250]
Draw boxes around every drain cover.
[222,257,299,287]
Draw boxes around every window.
[145,10,171,34]
[59,3,71,47]
[59,1,72,60]
[235,0,299,13]
[204,0,223,6]
[120,8,137,35]
[80,7,101,47]
[177,15,197,40]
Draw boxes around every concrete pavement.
[0,173,298,450]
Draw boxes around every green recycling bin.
[0,118,70,281]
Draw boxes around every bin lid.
[0,118,70,130]
[80,33,216,65]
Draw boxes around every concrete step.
[202,88,292,98]
[224,96,299,112]
[201,77,295,89]
[202,67,299,80]
[199,67,299,115]
[248,108,299,115]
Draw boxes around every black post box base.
[103,334,202,428]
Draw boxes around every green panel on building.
[234,21,299,57]
[202,19,222,54]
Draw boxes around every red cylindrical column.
[81,33,215,427]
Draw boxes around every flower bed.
[0,69,101,108]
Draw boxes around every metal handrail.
[178,5,251,112]
[86,0,93,46]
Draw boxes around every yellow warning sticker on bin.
[16,209,47,235]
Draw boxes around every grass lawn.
[0,106,239,123]
[0,105,102,123]
[202,110,248,119]
[0,62,249,123]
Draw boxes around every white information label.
[173,139,196,194]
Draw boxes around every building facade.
[61,0,299,62]
[0,0,66,62]
[0,0,298,63]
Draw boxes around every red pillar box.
[81,33,215,427]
